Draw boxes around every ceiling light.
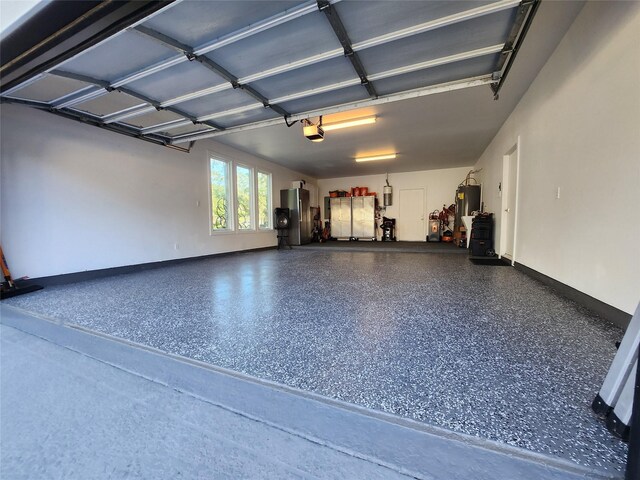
[322,116,377,131]
[355,154,396,162]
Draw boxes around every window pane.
[210,158,229,231]
[236,165,253,230]
[257,172,271,229]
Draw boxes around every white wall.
[0,104,316,278]
[475,1,640,314]
[318,166,472,240]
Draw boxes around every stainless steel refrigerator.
[280,188,311,245]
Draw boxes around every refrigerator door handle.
[299,199,302,222]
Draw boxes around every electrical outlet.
[174,243,179,250]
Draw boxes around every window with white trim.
[257,171,272,229]
[236,164,254,230]
[209,157,232,232]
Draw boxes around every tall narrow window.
[210,157,231,231]
[257,171,272,229]
[236,165,254,230]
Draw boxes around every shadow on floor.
[299,240,469,254]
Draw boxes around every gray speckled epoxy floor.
[3,249,628,472]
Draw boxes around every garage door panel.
[251,57,358,100]
[177,89,260,119]
[279,86,369,115]
[120,109,185,129]
[6,74,93,102]
[61,30,179,83]
[335,0,497,45]
[0,0,540,143]
[126,61,227,104]
[208,12,342,80]
[214,108,281,129]
[141,1,300,50]
[72,91,145,117]
[160,123,214,137]
[359,9,516,77]
[373,54,500,96]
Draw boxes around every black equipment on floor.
[380,217,396,241]
[274,208,291,250]
[1,245,43,300]
[469,213,494,257]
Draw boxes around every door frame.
[500,137,520,265]
[399,187,426,241]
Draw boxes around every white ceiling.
[1,0,585,179]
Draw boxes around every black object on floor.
[1,282,44,300]
[274,208,291,250]
[1,245,44,299]
[469,213,495,257]
[469,256,509,266]
[380,217,396,241]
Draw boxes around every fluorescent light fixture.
[322,116,377,131]
[355,153,396,163]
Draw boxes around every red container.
[360,187,368,196]
[352,187,361,196]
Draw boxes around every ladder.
[593,302,640,441]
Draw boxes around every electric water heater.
[383,185,392,206]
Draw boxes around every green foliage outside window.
[210,157,271,232]
[257,172,271,229]
[236,165,252,230]
[210,158,229,230]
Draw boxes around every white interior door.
[502,145,519,260]
[399,188,425,241]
